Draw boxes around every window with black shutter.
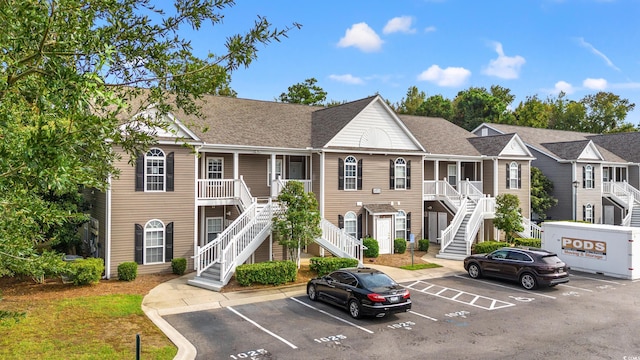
[166,152,174,192]
[338,158,344,190]
[134,224,143,264]
[165,222,174,261]
[389,159,395,189]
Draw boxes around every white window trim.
[510,161,519,189]
[395,158,406,190]
[585,203,593,223]
[344,211,357,238]
[206,217,224,243]
[447,164,457,186]
[207,157,224,179]
[267,158,283,186]
[344,156,357,191]
[145,148,166,192]
[395,210,406,240]
[144,219,165,264]
[585,165,594,189]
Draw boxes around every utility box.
[541,222,640,280]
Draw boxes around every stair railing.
[318,219,364,263]
[622,193,635,226]
[439,197,469,253]
[460,179,484,203]
[437,179,464,211]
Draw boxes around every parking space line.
[406,280,515,310]
[557,283,593,292]
[409,311,438,322]
[453,275,557,299]
[227,306,298,349]
[569,274,625,285]
[288,297,374,334]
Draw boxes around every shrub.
[394,238,407,254]
[363,238,379,258]
[513,238,542,248]
[66,258,104,285]
[309,257,359,276]
[171,258,187,275]
[418,239,430,252]
[117,262,138,281]
[234,261,297,286]
[472,241,509,254]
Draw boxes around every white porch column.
[270,153,277,197]
[233,152,239,179]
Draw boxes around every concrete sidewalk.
[141,246,465,360]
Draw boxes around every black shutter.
[338,158,344,190]
[582,166,586,188]
[338,215,344,229]
[357,213,363,239]
[517,164,522,189]
[406,160,411,189]
[591,167,595,187]
[505,163,510,189]
[165,222,174,262]
[406,212,412,238]
[583,205,586,221]
[357,159,363,190]
[166,152,174,192]
[134,224,143,264]
[389,159,395,189]
[135,154,144,191]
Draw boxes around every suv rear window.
[541,255,563,265]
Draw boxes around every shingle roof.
[311,96,376,148]
[363,203,398,215]
[399,115,481,156]
[587,132,640,163]
[467,133,516,156]
[541,140,591,160]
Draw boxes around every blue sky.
[186,0,640,125]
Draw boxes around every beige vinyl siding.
[322,153,424,240]
[109,145,195,278]
[424,160,435,180]
[482,160,495,196]
[577,163,602,223]
[239,154,270,198]
[497,159,530,219]
[312,153,321,198]
[201,153,234,179]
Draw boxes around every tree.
[580,92,636,133]
[512,95,552,128]
[0,0,300,278]
[278,78,327,105]
[451,86,513,131]
[417,94,453,119]
[395,86,427,115]
[530,167,558,220]
[493,194,524,243]
[272,181,321,267]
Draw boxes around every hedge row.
[309,257,359,276]
[235,260,297,286]
[472,241,509,254]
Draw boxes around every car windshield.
[541,255,563,265]
[358,273,397,289]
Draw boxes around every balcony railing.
[272,178,312,197]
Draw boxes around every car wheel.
[307,284,317,301]
[467,263,481,279]
[520,273,538,290]
[348,299,362,319]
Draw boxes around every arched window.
[344,212,357,238]
[395,210,406,240]
[145,219,165,264]
[509,162,519,189]
[146,148,165,191]
[584,204,593,223]
[395,158,406,190]
[344,156,357,190]
[584,165,594,189]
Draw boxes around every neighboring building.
[87,95,537,291]
[473,123,639,227]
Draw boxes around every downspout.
[319,151,325,257]
[493,157,499,240]
[194,148,201,270]
[105,175,112,279]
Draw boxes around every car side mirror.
[486,254,493,259]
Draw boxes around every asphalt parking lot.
[164,272,640,360]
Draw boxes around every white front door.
[376,217,392,254]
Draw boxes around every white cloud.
[583,78,608,90]
[337,22,383,52]
[424,26,436,33]
[328,74,364,85]
[482,42,525,79]
[554,81,574,95]
[577,37,620,71]
[383,16,416,34]
[417,65,471,87]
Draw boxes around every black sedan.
[307,267,411,319]
[464,247,569,290]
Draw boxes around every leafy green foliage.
[531,167,558,220]
[513,238,542,248]
[399,263,441,271]
[234,261,297,286]
[278,78,327,105]
[451,86,515,131]
[418,239,430,252]
[394,238,407,254]
[0,0,300,277]
[363,238,379,258]
[418,94,453,119]
[171,258,187,275]
[65,258,104,285]
[493,194,524,243]
[309,257,359,276]
[273,181,321,264]
[472,241,509,254]
[117,262,138,281]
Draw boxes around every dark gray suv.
[463,247,569,289]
